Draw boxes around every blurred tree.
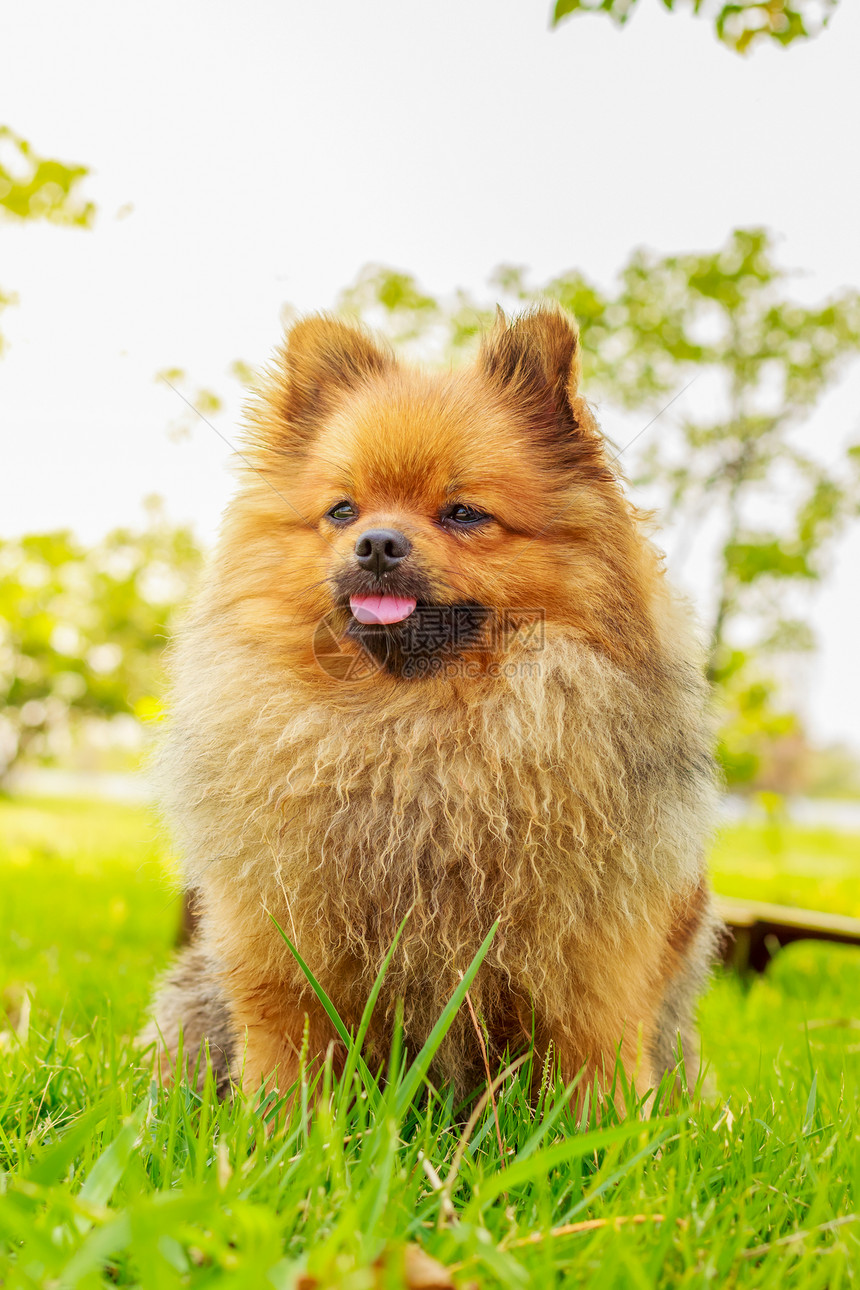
[335,231,860,788]
[0,504,201,786]
[546,229,860,680]
[337,267,496,361]
[155,367,225,443]
[154,363,255,443]
[0,125,94,353]
[551,0,840,53]
[0,126,94,226]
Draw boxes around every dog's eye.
[441,504,492,527]
[327,501,358,523]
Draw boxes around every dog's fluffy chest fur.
[161,626,713,1041]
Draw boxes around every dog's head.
[214,308,658,683]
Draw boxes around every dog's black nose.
[354,528,411,577]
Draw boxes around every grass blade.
[78,1099,148,1209]
[394,920,499,1117]
[268,913,378,1095]
[469,1117,675,1213]
[338,909,413,1118]
[26,1099,113,1187]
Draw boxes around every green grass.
[1,797,859,1287]
[710,819,860,917]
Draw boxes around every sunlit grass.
[1,796,859,1286]
[709,818,860,917]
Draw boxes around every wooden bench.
[716,895,860,972]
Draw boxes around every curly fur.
[147,306,720,1098]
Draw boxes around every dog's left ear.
[479,307,608,475]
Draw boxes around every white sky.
[2,0,860,749]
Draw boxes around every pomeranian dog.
[147,306,719,1101]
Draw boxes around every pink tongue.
[350,594,417,625]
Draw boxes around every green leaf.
[552,0,584,25]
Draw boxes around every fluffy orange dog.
[148,307,719,1100]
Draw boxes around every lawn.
[1,797,859,1288]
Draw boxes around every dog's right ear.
[275,315,393,446]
